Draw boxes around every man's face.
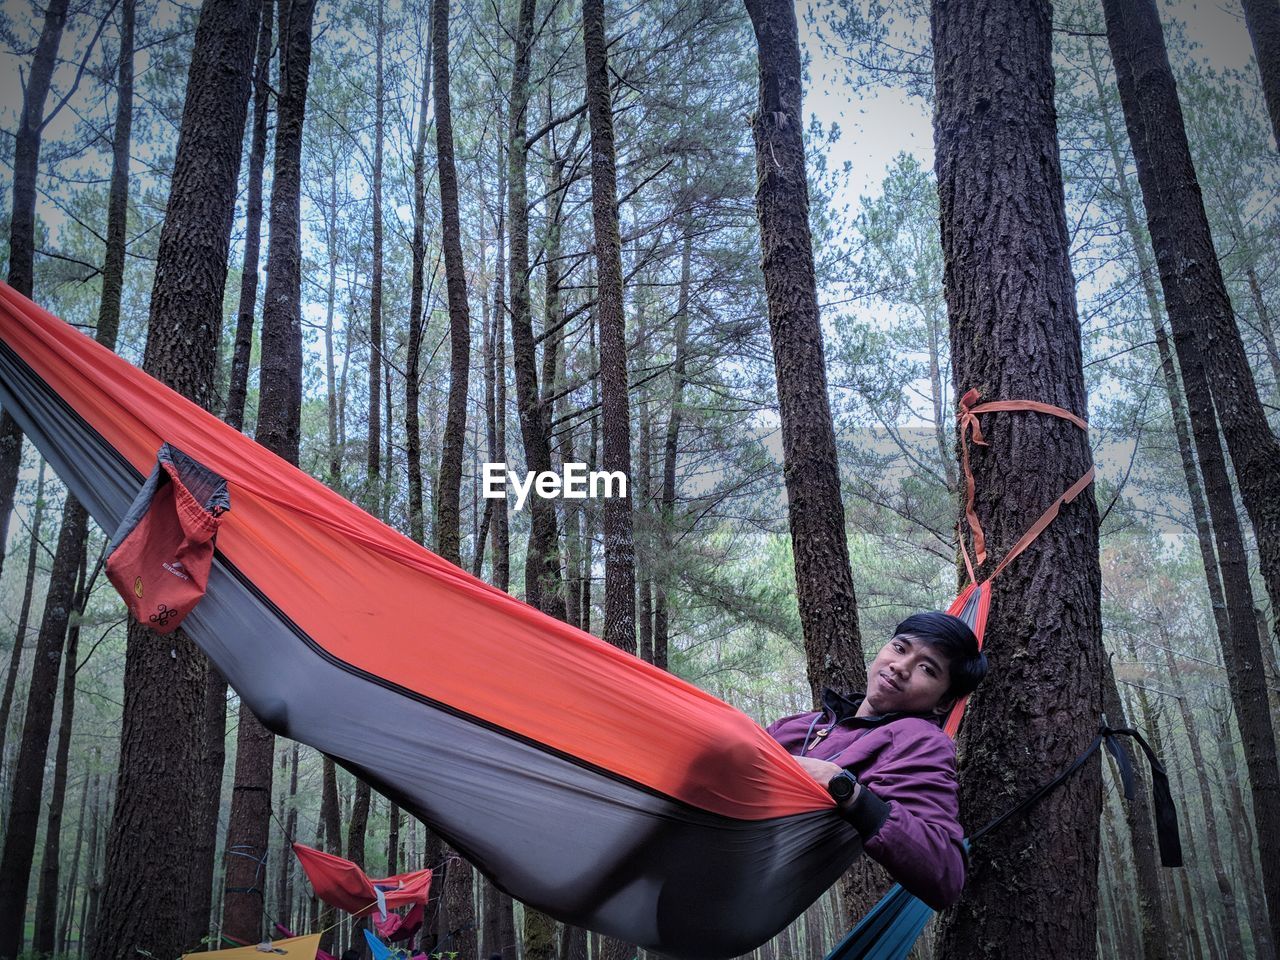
[864,633,954,716]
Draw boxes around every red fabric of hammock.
[293,843,432,917]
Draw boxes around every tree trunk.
[32,548,88,954]
[1102,656,1171,960]
[1243,0,1280,151]
[57,747,94,955]
[0,0,69,584]
[223,0,316,942]
[653,227,693,672]
[86,3,260,956]
[224,0,274,430]
[406,33,432,547]
[931,3,1104,957]
[432,0,471,569]
[1103,2,1280,950]
[275,742,299,931]
[489,109,510,594]
[316,757,341,953]
[743,0,864,704]
[1158,640,1248,956]
[507,0,562,617]
[584,0,636,662]
[0,459,47,764]
[428,2,477,953]
[363,0,385,515]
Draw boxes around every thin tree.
[1103,1,1280,949]
[224,0,275,430]
[1243,0,1280,150]
[931,2,1104,957]
[365,0,385,513]
[406,30,432,547]
[507,0,563,618]
[432,0,471,570]
[583,0,636,659]
[0,459,47,763]
[0,0,69,585]
[85,0,261,956]
[742,0,865,705]
[430,0,477,951]
[222,0,318,942]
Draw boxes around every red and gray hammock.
[0,284,1177,959]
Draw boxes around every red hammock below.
[293,843,432,917]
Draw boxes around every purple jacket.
[766,689,966,910]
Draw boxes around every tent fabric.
[180,934,321,958]
[0,283,862,958]
[292,843,432,918]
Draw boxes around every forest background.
[0,0,1277,958]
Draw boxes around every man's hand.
[794,755,843,786]
[794,756,862,806]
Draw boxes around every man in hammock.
[767,612,987,910]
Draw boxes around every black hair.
[893,611,987,698]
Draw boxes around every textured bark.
[1245,265,1280,404]
[1102,657,1172,960]
[224,0,274,430]
[256,0,316,463]
[0,0,69,584]
[275,743,299,930]
[432,0,470,568]
[490,114,511,593]
[86,3,260,956]
[931,2,1104,957]
[653,228,693,672]
[57,747,93,955]
[1243,0,1280,151]
[0,460,47,764]
[507,0,562,616]
[1157,640,1248,956]
[363,0,385,513]
[223,0,314,942]
[1103,2,1280,950]
[406,36,432,547]
[30,546,86,955]
[584,0,636,656]
[6,0,67,299]
[1211,700,1276,959]
[743,0,864,704]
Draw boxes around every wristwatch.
[827,770,859,803]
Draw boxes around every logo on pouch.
[134,577,144,598]
[162,560,190,581]
[149,604,177,628]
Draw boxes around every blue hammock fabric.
[824,884,931,960]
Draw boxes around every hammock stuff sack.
[0,283,861,959]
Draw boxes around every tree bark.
[0,0,69,584]
[223,0,316,942]
[1102,656,1172,960]
[224,0,274,430]
[584,0,636,660]
[57,747,94,955]
[1103,2,1280,950]
[85,1,260,955]
[931,2,1104,957]
[432,0,471,569]
[1243,0,1280,151]
[429,2,477,952]
[507,0,563,617]
[490,111,511,593]
[653,227,693,672]
[0,459,46,764]
[743,0,865,704]
[406,33,432,547]
[363,0,385,514]
[32,548,88,955]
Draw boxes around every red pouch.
[106,444,229,634]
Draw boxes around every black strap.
[968,725,1182,867]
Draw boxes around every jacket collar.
[820,687,944,728]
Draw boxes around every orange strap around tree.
[956,388,1095,586]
